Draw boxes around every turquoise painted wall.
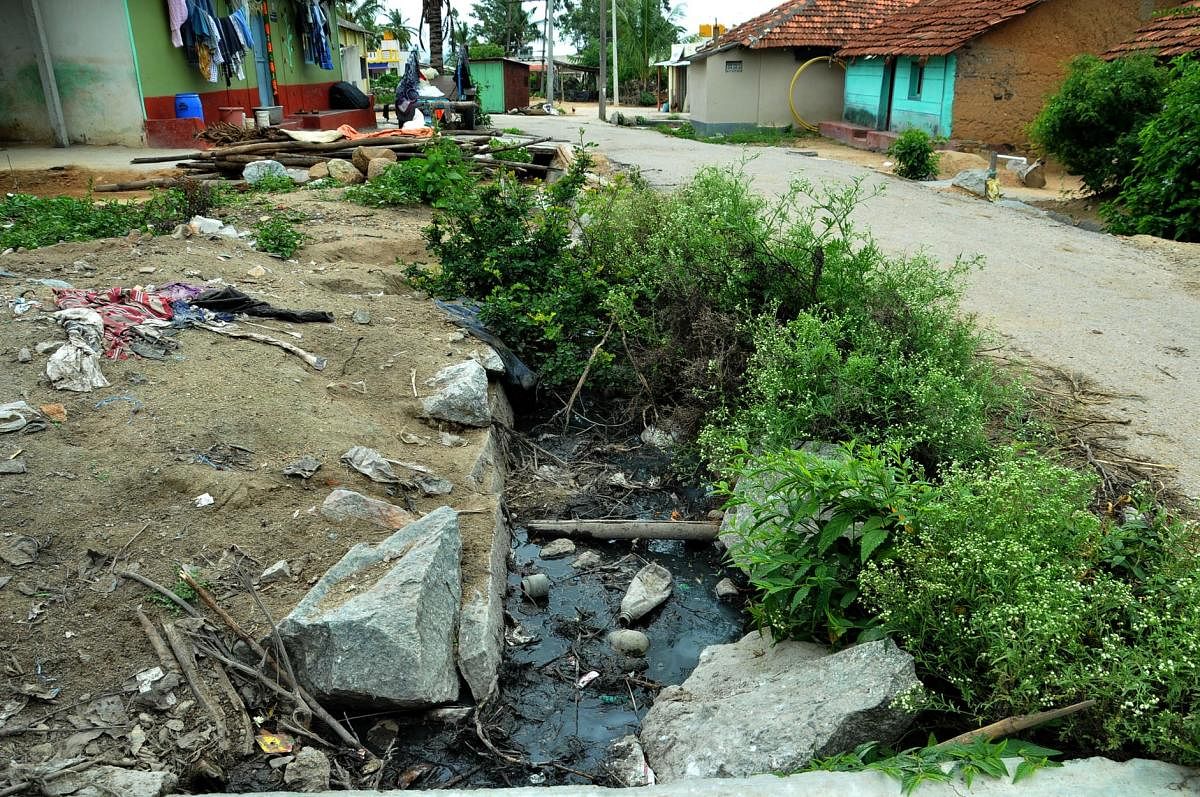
[890,56,955,137]
[843,58,888,128]
[470,61,504,113]
[842,55,956,137]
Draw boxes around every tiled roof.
[698,0,923,54]
[837,0,1043,57]
[1104,1,1200,57]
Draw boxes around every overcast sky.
[372,0,780,51]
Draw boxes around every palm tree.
[422,0,446,70]
[617,0,681,92]
[337,0,384,48]
[383,8,417,49]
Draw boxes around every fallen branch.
[935,699,1098,748]
[242,573,311,727]
[526,519,719,541]
[135,608,181,676]
[563,322,613,431]
[117,570,202,619]
[162,620,230,751]
[198,324,327,371]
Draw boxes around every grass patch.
[253,213,305,258]
[0,178,227,250]
[661,122,811,146]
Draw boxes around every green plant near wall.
[807,738,1063,795]
[888,129,940,180]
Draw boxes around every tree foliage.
[472,0,541,55]
[1029,54,1169,195]
[1103,57,1200,242]
[557,0,682,90]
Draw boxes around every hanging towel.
[167,0,189,47]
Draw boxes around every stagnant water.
[229,416,747,791]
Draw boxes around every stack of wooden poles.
[103,130,556,191]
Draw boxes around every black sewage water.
[320,417,748,790]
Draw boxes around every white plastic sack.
[401,109,426,131]
[46,308,110,392]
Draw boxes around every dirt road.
[503,113,1200,498]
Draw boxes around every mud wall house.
[834,0,1171,149]
[1104,0,1200,58]
[0,0,365,149]
[685,0,921,136]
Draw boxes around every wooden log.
[475,157,551,174]
[131,152,206,164]
[525,520,719,540]
[934,700,1098,748]
[484,135,553,156]
[94,177,189,191]
[211,135,431,157]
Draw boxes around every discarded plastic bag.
[46,308,109,392]
[0,401,36,434]
[340,445,409,485]
[618,563,673,625]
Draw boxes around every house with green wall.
[1,0,367,149]
[833,0,1170,148]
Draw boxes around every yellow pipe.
[789,56,847,133]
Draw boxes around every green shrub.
[407,145,601,387]
[0,179,225,250]
[345,138,472,208]
[720,442,931,643]
[489,138,533,163]
[254,214,304,258]
[888,129,940,180]
[698,228,1005,470]
[248,173,297,193]
[1030,54,1169,195]
[858,451,1200,763]
[1102,56,1200,242]
[638,91,657,107]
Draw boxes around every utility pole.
[598,0,607,120]
[611,0,619,107]
[546,0,556,104]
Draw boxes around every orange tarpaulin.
[336,124,434,140]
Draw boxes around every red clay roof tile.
[700,0,923,53]
[1104,1,1200,57]
[837,0,1043,57]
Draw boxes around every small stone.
[17,348,31,363]
[473,345,505,374]
[420,360,491,427]
[706,509,724,522]
[260,560,291,584]
[427,706,472,724]
[35,340,61,354]
[352,308,371,325]
[448,331,467,342]
[366,157,393,181]
[268,755,294,769]
[327,158,365,185]
[284,747,331,792]
[715,578,739,599]
[571,550,602,569]
[138,266,157,274]
[540,538,576,559]
[308,162,330,180]
[608,629,650,656]
[246,265,268,278]
[439,431,466,447]
[320,489,415,530]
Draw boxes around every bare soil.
[2,165,182,200]
[0,190,501,781]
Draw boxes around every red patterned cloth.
[54,288,174,359]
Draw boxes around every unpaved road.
[504,113,1200,498]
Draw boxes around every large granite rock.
[327,158,365,185]
[640,632,921,782]
[421,360,491,427]
[279,507,462,708]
